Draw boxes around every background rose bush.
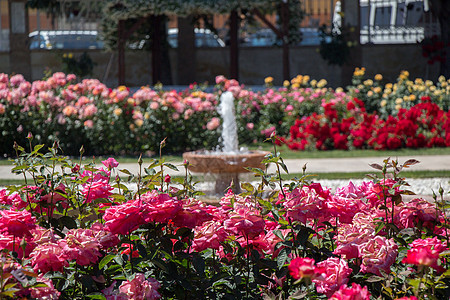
[0,71,448,157]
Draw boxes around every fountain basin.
[182,150,270,173]
[182,150,270,195]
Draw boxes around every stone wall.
[0,44,441,88]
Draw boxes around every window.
[374,6,392,27]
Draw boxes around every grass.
[1,146,449,165]
[1,170,448,187]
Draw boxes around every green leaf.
[277,248,288,268]
[163,163,178,171]
[241,182,254,193]
[192,254,205,276]
[59,216,77,230]
[99,254,116,270]
[87,293,107,300]
[366,275,384,282]
[119,169,132,175]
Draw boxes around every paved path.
[1,155,449,180]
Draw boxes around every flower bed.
[0,71,449,156]
[0,144,449,299]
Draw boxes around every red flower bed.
[281,96,450,150]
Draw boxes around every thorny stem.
[272,138,286,201]
[137,154,143,202]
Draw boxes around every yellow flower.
[395,98,403,104]
[63,53,67,58]
[418,85,426,92]
[118,85,127,92]
[374,87,382,93]
[310,79,317,87]
[364,79,373,86]
[129,124,135,130]
[430,86,436,92]
[439,75,446,83]
[292,83,300,89]
[382,93,387,98]
[374,74,383,81]
[434,90,442,96]
[401,70,409,77]
[283,80,290,87]
[409,94,416,101]
[357,84,364,90]
[113,108,122,116]
[303,75,310,84]
[395,104,402,110]
[385,83,393,89]
[264,77,274,84]
[441,82,447,88]
[425,80,433,87]
[367,91,373,97]
[135,119,144,127]
[384,87,392,94]
[393,84,398,91]
[336,87,343,93]
[380,100,387,107]
[68,53,73,59]
[127,98,135,105]
[403,95,408,101]
[144,112,150,119]
[317,79,327,88]
[415,78,424,85]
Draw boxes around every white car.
[29,30,104,50]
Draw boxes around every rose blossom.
[118,273,161,300]
[0,208,36,237]
[192,220,228,252]
[103,200,147,235]
[102,157,119,169]
[30,275,61,300]
[30,242,68,273]
[358,236,398,276]
[288,257,323,280]
[140,191,182,224]
[224,206,265,239]
[313,257,352,297]
[402,237,447,271]
[59,228,102,266]
[329,283,371,300]
[206,117,220,131]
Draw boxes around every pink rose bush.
[2,71,449,157]
[2,142,450,298]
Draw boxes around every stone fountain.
[183,91,269,195]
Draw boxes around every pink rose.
[102,157,119,169]
[402,237,447,271]
[359,236,398,276]
[103,201,147,235]
[206,117,220,131]
[313,257,352,297]
[59,229,102,266]
[288,257,322,280]
[192,220,228,252]
[224,206,265,239]
[30,243,68,273]
[118,273,161,300]
[329,283,371,300]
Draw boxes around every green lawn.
[1,146,449,165]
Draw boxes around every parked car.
[242,28,330,47]
[29,30,104,50]
[167,28,225,48]
[129,28,225,50]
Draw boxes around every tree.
[428,0,450,77]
